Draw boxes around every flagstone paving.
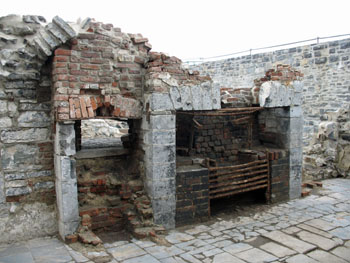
[1,178,350,262]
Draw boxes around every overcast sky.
[1,0,349,61]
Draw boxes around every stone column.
[142,113,176,229]
[54,122,80,240]
[289,106,303,199]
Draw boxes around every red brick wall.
[52,22,151,121]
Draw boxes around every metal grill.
[208,158,270,201]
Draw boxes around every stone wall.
[191,38,350,179]
[0,15,80,242]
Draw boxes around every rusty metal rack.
[208,157,270,204]
[176,107,263,152]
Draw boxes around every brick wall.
[52,21,151,121]
[176,167,209,226]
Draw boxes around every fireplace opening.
[175,107,290,226]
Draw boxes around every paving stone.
[203,248,223,257]
[296,230,338,250]
[345,240,350,247]
[31,243,72,263]
[188,244,216,255]
[304,218,337,231]
[123,254,161,263]
[263,230,316,253]
[160,257,186,263]
[223,242,253,255]
[297,223,333,238]
[307,249,348,263]
[68,249,89,262]
[212,252,245,263]
[180,252,202,263]
[212,239,234,248]
[285,254,318,263]
[175,239,207,251]
[104,240,129,248]
[0,244,30,257]
[107,243,146,261]
[132,240,156,248]
[283,226,301,235]
[235,248,278,263]
[165,232,194,244]
[260,242,296,258]
[0,252,35,263]
[330,226,350,240]
[145,245,184,259]
[185,225,211,235]
[331,246,350,261]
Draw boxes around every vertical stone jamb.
[54,121,79,240]
[142,112,176,229]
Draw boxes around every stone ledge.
[75,147,130,159]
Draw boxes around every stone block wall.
[191,38,350,179]
[0,15,80,242]
[176,167,209,226]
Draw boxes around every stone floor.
[1,178,350,263]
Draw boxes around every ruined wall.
[0,15,80,243]
[191,38,350,179]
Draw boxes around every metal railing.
[183,33,350,64]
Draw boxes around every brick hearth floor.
[1,178,349,263]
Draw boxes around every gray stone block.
[191,85,202,110]
[142,114,175,130]
[290,106,303,118]
[0,173,4,204]
[145,162,175,181]
[1,128,49,143]
[6,186,31,196]
[152,197,176,229]
[18,111,50,128]
[0,117,12,128]
[201,82,212,110]
[1,144,37,170]
[212,83,221,110]
[55,156,76,182]
[179,86,193,111]
[169,86,182,110]
[56,179,79,224]
[144,144,175,164]
[144,130,175,145]
[148,93,174,111]
[34,181,54,190]
[55,123,76,156]
[146,178,176,199]
[52,16,77,38]
[34,37,52,57]
[289,165,302,199]
[39,29,60,49]
[46,23,69,43]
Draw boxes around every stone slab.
[331,246,350,261]
[263,230,316,253]
[123,254,161,263]
[260,242,296,258]
[307,249,348,263]
[286,254,318,263]
[235,248,278,263]
[165,232,194,244]
[223,242,253,255]
[304,218,337,231]
[212,252,246,263]
[296,230,338,250]
[330,226,350,240]
[145,245,184,259]
[107,243,146,261]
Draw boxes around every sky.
[1,0,349,62]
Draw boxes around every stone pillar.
[0,171,4,204]
[289,106,303,199]
[54,122,79,240]
[142,111,176,229]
